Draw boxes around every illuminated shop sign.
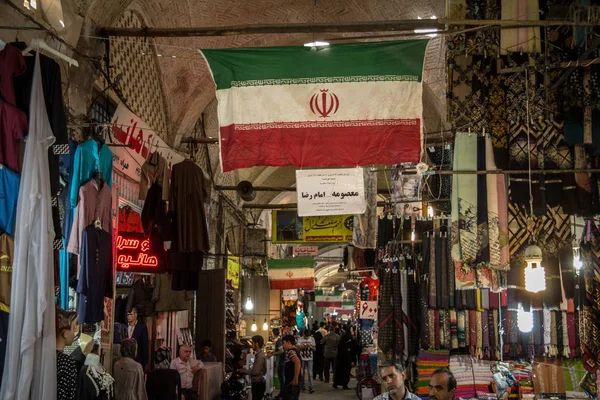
[116,232,165,273]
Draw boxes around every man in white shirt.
[170,344,204,400]
[297,329,316,393]
[374,362,421,400]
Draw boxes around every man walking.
[312,322,327,381]
[374,362,421,400]
[243,335,267,400]
[297,329,316,393]
[282,335,302,400]
[321,326,340,383]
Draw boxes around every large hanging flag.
[267,257,315,289]
[315,289,343,307]
[201,40,429,172]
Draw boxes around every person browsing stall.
[429,368,456,400]
[242,335,267,400]
[374,362,421,400]
[171,344,203,400]
[282,335,302,400]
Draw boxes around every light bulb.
[524,262,546,293]
[245,296,254,310]
[251,319,257,332]
[411,231,416,242]
[303,41,329,47]
[574,255,583,272]
[427,206,434,218]
[517,305,533,333]
[262,319,268,331]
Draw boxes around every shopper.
[272,328,286,399]
[114,338,148,400]
[374,362,420,400]
[333,328,352,390]
[55,306,78,400]
[171,344,203,400]
[146,347,182,400]
[429,368,456,400]
[312,322,326,381]
[321,326,340,383]
[282,335,302,400]
[126,307,149,370]
[199,339,218,363]
[297,329,316,393]
[243,335,267,400]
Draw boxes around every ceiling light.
[517,305,533,333]
[524,244,546,293]
[59,20,65,28]
[414,28,438,37]
[251,319,257,332]
[245,296,254,311]
[157,54,163,57]
[262,319,268,331]
[338,264,345,273]
[304,41,329,48]
[172,55,177,58]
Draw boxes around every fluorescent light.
[414,28,438,37]
[304,41,329,47]
[59,20,65,28]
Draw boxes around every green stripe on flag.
[201,40,429,90]
[268,257,314,270]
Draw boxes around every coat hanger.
[22,38,79,67]
[94,217,102,231]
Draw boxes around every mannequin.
[76,343,115,400]
[56,306,78,400]
[296,302,307,333]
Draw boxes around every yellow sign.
[227,251,240,289]
[272,211,353,243]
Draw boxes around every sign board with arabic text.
[296,168,366,217]
[272,211,353,244]
[359,301,377,320]
[293,246,319,257]
[116,232,166,273]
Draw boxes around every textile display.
[415,350,450,400]
[449,356,493,399]
[0,53,57,400]
[581,220,600,373]
[391,166,422,216]
[201,40,428,171]
[0,166,20,236]
[353,168,378,249]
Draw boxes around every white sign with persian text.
[110,103,185,182]
[359,301,377,320]
[293,245,319,257]
[296,168,366,217]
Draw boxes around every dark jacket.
[146,369,181,400]
[129,323,149,370]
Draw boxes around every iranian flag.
[201,40,428,172]
[267,258,315,289]
[315,290,343,307]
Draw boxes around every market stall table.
[193,362,223,400]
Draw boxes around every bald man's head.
[179,344,192,362]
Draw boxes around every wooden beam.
[102,19,597,38]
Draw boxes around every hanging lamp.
[244,296,254,311]
[262,319,269,331]
[517,305,533,333]
[251,319,257,332]
[524,242,546,293]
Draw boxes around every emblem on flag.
[310,89,339,118]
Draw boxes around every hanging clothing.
[76,356,115,400]
[56,350,77,400]
[0,53,57,400]
[68,139,113,208]
[0,101,28,173]
[139,152,169,201]
[169,159,210,253]
[0,166,20,236]
[0,233,14,308]
[126,279,155,318]
[67,180,112,257]
[153,273,192,313]
[118,207,144,233]
[0,43,26,106]
[77,226,113,324]
[353,168,377,249]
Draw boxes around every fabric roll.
[353,168,378,249]
[452,132,478,265]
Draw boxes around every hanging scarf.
[450,310,459,350]
[353,168,378,249]
[443,310,451,351]
[429,237,437,308]
[458,311,466,348]
[549,312,559,357]
[469,310,477,356]
[476,135,490,266]
[475,311,483,359]
[441,236,449,309]
[452,132,478,265]
[543,309,552,354]
[563,311,571,358]
[482,310,490,359]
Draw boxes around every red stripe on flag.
[220,122,421,172]
[316,301,343,307]
[269,278,315,290]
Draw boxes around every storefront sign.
[116,232,165,273]
[296,168,366,217]
[272,211,353,243]
[110,103,185,182]
[227,252,240,289]
[359,301,377,320]
[293,245,319,257]
[282,289,298,300]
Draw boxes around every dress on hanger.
[76,354,115,400]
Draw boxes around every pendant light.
[517,305,533,333]
[262,319,269,331]
[524,243,546,293]
[251,319,257,332]
[522,68,546,294]
[245,296,254,311]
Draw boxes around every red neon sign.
[116,232,165,273]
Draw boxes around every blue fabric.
[296,311,306,329]
[0,167,20,236]
[59,140,77,309]
[69,139,113,208]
